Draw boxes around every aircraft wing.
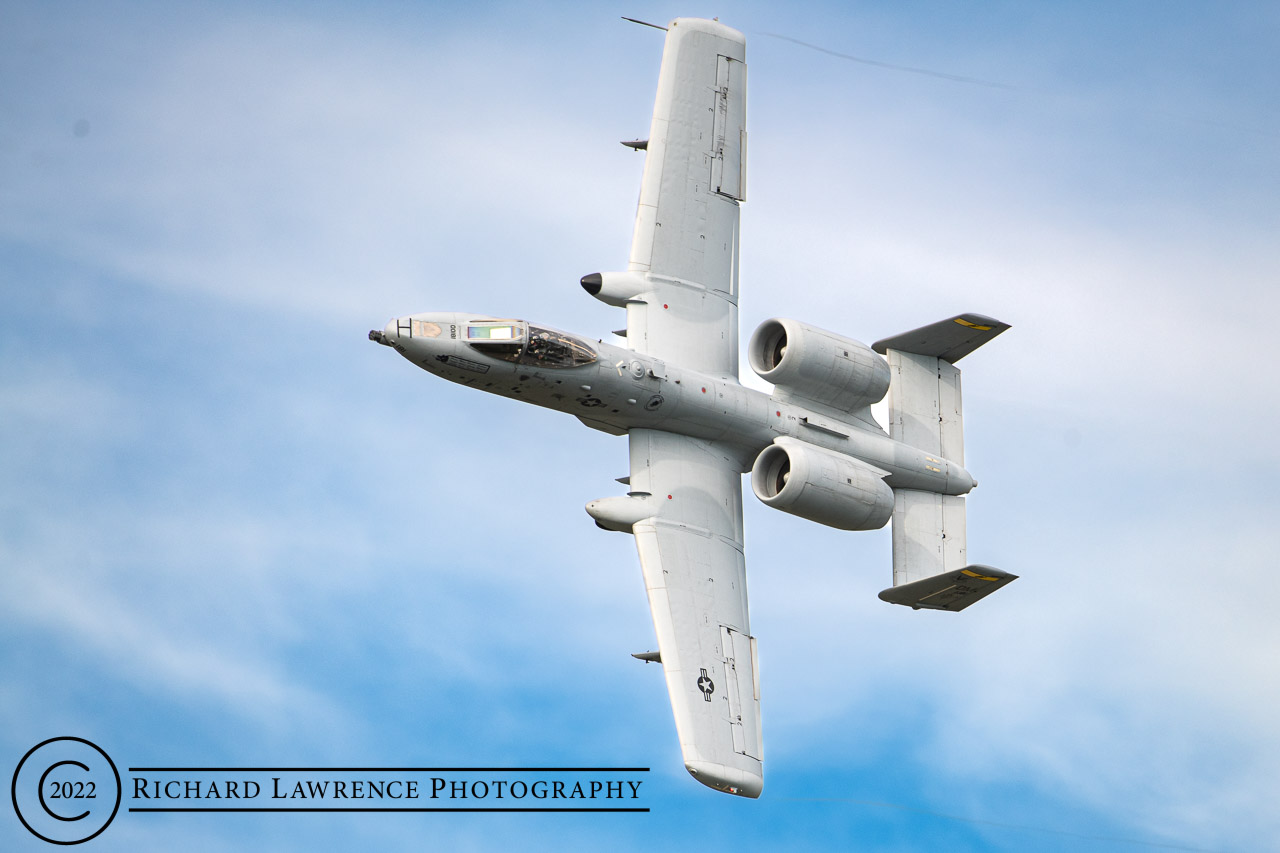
[625,18,746,379]
[628,428,762,797]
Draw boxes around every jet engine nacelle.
[751,437,894,531]
[748,318,890,411]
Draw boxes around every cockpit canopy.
[465,321,596,368]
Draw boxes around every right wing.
[628,428,762,797]
[625,18,746,379]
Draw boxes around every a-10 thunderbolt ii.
[370,17,1015,798]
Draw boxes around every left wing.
[625,18,746,379]
[628,428,762,797]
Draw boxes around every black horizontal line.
[127,767,649,773]
[130,807,648,813]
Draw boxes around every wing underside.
[626,18,746,379]
[628,428,762,797]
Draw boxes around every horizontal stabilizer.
[873,314,1010,363]
[878,565,1017,612]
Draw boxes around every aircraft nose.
[368,318,401,347]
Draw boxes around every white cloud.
[1,6,644,329]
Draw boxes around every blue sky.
[3,1,1278,850]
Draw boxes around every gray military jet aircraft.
[371,17,1015,798]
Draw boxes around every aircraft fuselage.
[371,312,974,498]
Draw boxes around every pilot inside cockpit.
[467,322,596,368]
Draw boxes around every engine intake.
[751,438,894,531]
[748,318,890,411]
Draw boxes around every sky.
[3,1,1278,850]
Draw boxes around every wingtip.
[685,760,763,798]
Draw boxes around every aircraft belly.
[446,346,962,495]
[509,348,773,458]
